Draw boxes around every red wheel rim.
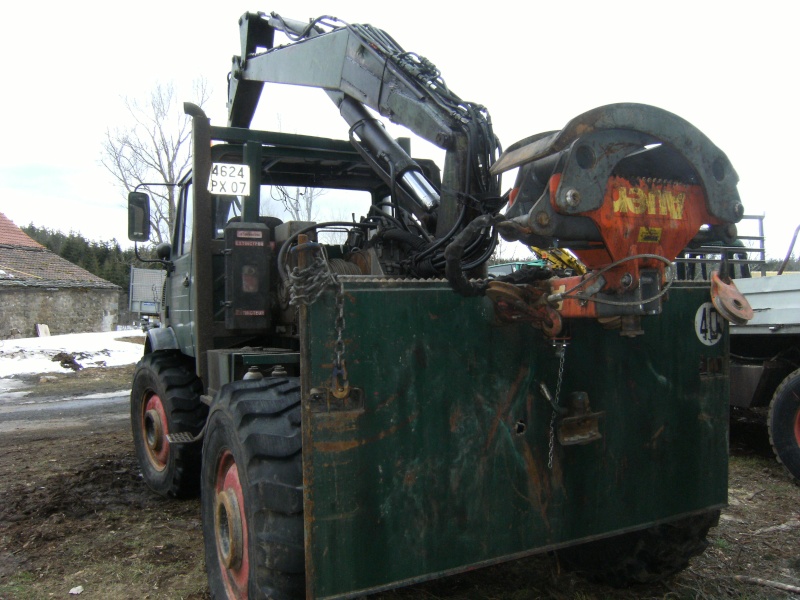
[794,406,800,447]
[142,393,169,470]
[215,449,250,599]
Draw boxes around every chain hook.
[548,340,568,470]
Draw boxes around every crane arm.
[227,12,502,237]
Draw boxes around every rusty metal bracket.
[309,386,364,413]
[557,391,604,446]
[710,271,753,325]
[486,280,564,336]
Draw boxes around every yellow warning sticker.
[637,227,662,243]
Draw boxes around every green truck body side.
[301,280,728,598]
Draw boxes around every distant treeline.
[19,225,798,292]
[764,257,799,272]
[21,225,157,291]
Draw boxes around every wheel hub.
[215,488,244,570]
[144,409,164,452]
[214,449,250,598]
[142,394,169,471]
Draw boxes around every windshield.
[214,185,372,242]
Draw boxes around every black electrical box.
[224,222,270,330]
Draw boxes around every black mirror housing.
[156,242,172,261]
[128,192,151,242]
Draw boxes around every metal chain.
[333,277,346,371]
[548,342,567,470]
[286,248,348,387]
[287,255,336,307]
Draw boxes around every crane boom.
[227,12,502,237]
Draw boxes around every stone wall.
[118,291,137,329]
[0,287,120,339]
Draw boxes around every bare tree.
[268,186,325,221]
[101,80,210,244]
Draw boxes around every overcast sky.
[1,1,797,258]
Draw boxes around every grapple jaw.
[487,103,749,334]
[494,103,743,259]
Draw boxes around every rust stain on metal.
[523,442,549,515]
[449,405,463,433]
[643,425,665,450]
[507,439,561,531]
[526,392,533,427]
[403,470,418,487]
[312,412,418,453]
[485,366,530,451]
[302,493,317,594]
[313,411,364,433]
[374,393,398,411]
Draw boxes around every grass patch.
[713,538,732,550]
[0,571,37,599]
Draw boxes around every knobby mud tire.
[556,510,720,587]
[130,352,206,498]
[768,368,800,483]
[202,377,304,600]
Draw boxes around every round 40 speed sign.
[695,302,724,346]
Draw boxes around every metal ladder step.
[166,432,197,445]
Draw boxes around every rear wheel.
[131,352,206,498]
[556,510,720,587]
[202,376,304,600]
[768,368,800,482]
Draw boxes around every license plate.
[208,163,250,196]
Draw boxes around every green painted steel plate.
[301,280,728,598]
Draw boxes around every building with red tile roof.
[0,213,120,338]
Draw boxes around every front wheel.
[202,376,304,600]
[556,510,720,587]
[130,352,206,498]
[768,368,800,482]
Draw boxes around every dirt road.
[1,367,798,599]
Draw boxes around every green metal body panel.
[301,280,728,599]
[168,251,194,356]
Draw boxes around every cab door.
[166,181,195,356]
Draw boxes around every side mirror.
[128,192,151,242]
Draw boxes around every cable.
[550,254,675,308]
[270,14,344,42]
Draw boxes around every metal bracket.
[710,271,753,325]
[557,392,604,446]
[309,386,364,413]
[166,419,208,445]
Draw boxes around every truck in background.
[128,267,166,331]
[678,219,800,482]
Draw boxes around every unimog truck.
[127,11,752,599]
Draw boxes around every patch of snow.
[0,330,144,377]
[0,378,25,393]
